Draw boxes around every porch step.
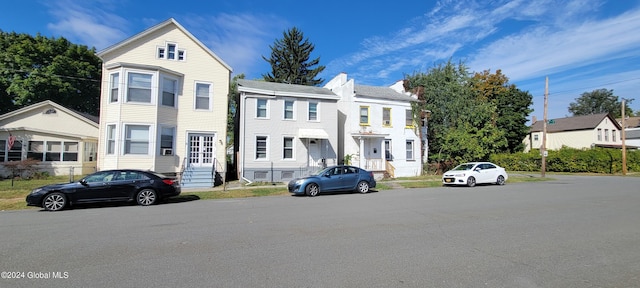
[180,167,213,188]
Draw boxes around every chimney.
[532,116,537,123]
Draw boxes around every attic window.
[43,108,57,115]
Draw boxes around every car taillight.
[369,172,374,178]
[162,179,175,185]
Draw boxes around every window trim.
[283,99,295,120]
[194,81,213,111]
[109,72,120,103]
[360,106,370,125]
[255,135,269,160]
[383,107,392,127]
[283,137,295,160]
[106,124,117,155]
[256,98,269,119]
[308,101,319,121]
[123,124,152,155]
[405,109,414,128]
[125,71,155,105]
[406,140,415,161]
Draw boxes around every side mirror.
[80,179,88,186]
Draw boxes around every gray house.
[237,79,340,183]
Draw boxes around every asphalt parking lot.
[1,175,639,288]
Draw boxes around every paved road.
[1,175,639,288]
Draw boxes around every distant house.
[96,18,232,188]
[0,100,99,177]
[237,79,340,183]
[616,116,640,148]
[324,73,422,178]
[523,113,623,151]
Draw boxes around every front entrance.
[188,134,215,168]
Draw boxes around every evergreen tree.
[262,27,325,86]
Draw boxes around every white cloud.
[46,0,128,50]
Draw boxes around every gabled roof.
[616,116,640,128]
[354,85,416,102]
[237,79,339,100]
[97,18,232,72]
[0,100,99,126]
[529,113,621,132]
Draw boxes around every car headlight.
[295,179,305,185]
[455,173,465,177]
[30,188,44,194]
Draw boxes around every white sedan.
[442,162,508,187]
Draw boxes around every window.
[605,129,609,141]
[360,106,369,125]
[178,50,185,61]
[195,82,212,110]
[533,134,539,141]
[284,100,294,120]
[27,141,44,161]
[167,44,176,60]
[124,125,150,155]
[406,140,415,161]
[106,124,116,155]
[385,139,393,161]
[110,73,119,103]
[308,102,318,121]
[160,127,175,151]
[84,142,96,162]
[127,72,152,103]
[257,99,268,118]
[597,128,602,141]
[283,137,294,159]
[8,140,22,161]
[405,109,413,127]
[158,47,165,59]
[162,78,177,107]
[613,130,617,142]
[256,136,268,159]
[46,142,61,161]
[63,142,78,161]
[0,140,5,162]
[383,108,391,126]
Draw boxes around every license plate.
[445,178,452,183]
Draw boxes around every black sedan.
[288,165,376,197]
[26,169,181,211]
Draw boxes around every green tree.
[568,88,633,118]
[0,31,102,115]
[403,60,507,163]
[471,69,533,153]
[262,27,325,86]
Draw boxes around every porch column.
[358,136,365,168]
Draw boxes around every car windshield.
[452,164,475,171]
[313,167,334,176]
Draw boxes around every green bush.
[490,147,640,174]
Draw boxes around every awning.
[298,128,329,139]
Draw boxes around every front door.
[188,134,215,168]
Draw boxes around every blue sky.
[2,0,640,121]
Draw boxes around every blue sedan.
[288,165,376,197]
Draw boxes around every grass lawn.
[0,173,554,211]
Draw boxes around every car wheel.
[136,189,157,206]
[43,192,67,211]
[357,181,370,193]
[496,175,506,185]
[467,176,476,187]
[306,183,319,197]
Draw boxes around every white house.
[96,18,232,188]
[324,73,422,178]
[0,100,99,177]
[523,113,623,151]
[237,79,340,183]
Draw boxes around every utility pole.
[622,98,627,175]
[541,77,548,177]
